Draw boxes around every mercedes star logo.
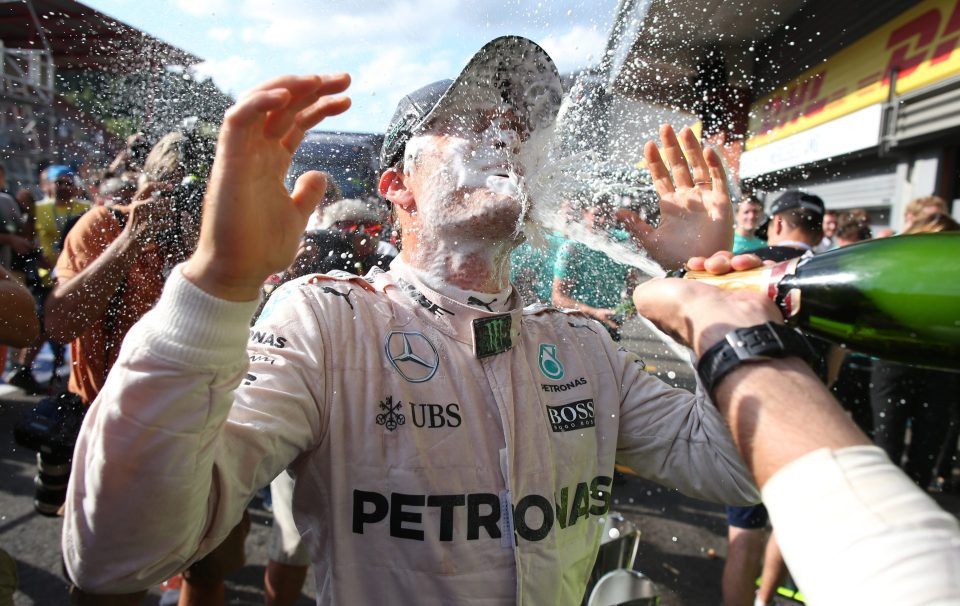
[384,331,440,383]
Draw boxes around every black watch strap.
[696,322,817,396]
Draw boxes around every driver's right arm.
[63,271,325,593]
[62,73,352,594]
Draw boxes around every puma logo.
[321,286,354,310]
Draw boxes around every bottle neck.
[678,257,803,317]
[678,266,772,294]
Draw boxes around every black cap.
[755,190,825,239]
[380,36,562,169]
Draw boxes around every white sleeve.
[63,266,326,593]
[764,446,960,606]
[614,345,760,506]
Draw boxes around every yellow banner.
[747,0,960,150]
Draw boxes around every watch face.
[698,322,816,396]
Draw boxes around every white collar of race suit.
[382,258,523,358]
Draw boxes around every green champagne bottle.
[677,233,960,370]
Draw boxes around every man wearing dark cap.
[64,37,757,604]
[753,190,825,262]
[62,34,960,606]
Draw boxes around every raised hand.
[631,273,781,357]
[124,182,176,248]
[685,250,766,275]
[183,74,351,301]
[618,124,733,269]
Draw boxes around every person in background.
[752,190,823,260]
[813,208,837,252]
[731,195,766,254]
[903,195,950,232]
[552,203,636,340]
[824,208,874,415]
[509,230,565,306]
[46,132,247,606]
[0,165,34,375]
[6,165,88,394]
[45,134,200,407]
[871,209,959,492]
[832,209,872,248]
[35,166,91,275]
[0,163,32,272]
[723,189,825,606]
[275,198,393,286]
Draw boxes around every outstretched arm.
[631,253,960,605]
[551,276,618,329]
[64,74,352,593]
[617,125,733,269]
[631,269,867,483]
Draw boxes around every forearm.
[63,266,261,592]
[616,345,758,506]
[45,232,141,343]
[0,268,39,346]
[551,280,605,317]
[762,445,960,605]
[632,273,960,604]
[713,357,869,488]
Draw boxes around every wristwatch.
[696,322,818,396]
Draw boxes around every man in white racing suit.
[63,37,757,604]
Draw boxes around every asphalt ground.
[2,318,958,605]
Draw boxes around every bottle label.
[771,258,802,317]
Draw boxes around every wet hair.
[779,207,823,240]
[903,212,960,234]
[905,195,949,219]
[141,128,216,185]
[835,210,872,242]
[142,132,186,184]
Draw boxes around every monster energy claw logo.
[539,343,564,380]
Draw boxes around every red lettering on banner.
[758,71,829,133]
[884,9,941,81]
[932,0,960,64]
[785,79,811,124]
[799,72,827,119]
[759,96,782,133]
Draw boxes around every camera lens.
[34,452,71,517]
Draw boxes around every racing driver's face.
[402,104,528,242]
